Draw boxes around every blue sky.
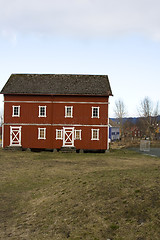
[0,0,160,117]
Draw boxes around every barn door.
[63,127,74,147]
[10,126,22,146]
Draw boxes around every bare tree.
[114,99,126,119]
[114,99,127,138]
[139,97,152,117]
[138,97,159,139]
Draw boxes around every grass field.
[0,149,160,240]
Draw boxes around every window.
[65,106,73,118]
[56,129,63,140]
[39,106,47,117]
[75,130,82,140]
[92,107,100,118]
[38,128,46,139]
[12,106,20,117]
[91,129,99,140]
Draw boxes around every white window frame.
[74,130,82,140]
[65,106,73,118]
[12,105,20,117]
[92,107,100,118]
[38,128,46,140]
[56,129,63,140]
[38,106,47,117]
[91,129,99,140]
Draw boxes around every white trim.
[65,106,73,118]
[107,103,109,150]
[74,129,82,140]
[10,126,22,146]
[38,128,46,139]
[5,100,109,105]
[2,123,4,148]
[7,101,52,103]
[56,129,63,140]
[4,123,52,126]
[57,101,108,105]
[10,126,12,146]
[38,106,47,117]
[4,123,108,127]
[55,124,106,127]
[2,100,4,148]
[91,129,99,140]
[91,106,100,118]
[12,105,20,117]
[63,127,74,147]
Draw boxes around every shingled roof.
[0,74,113,96]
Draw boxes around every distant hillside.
[110,117,138,124]
[110,116,160,124]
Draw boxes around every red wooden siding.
[3,94,109,150]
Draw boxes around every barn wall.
[3,125,108,150]
[3,94,109,150]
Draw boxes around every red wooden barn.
[131,126,142,138]
[0,74,113,152]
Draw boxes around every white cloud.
[0,0,160,40]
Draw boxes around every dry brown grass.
[0,149,160,240]
[110,139,160,149]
